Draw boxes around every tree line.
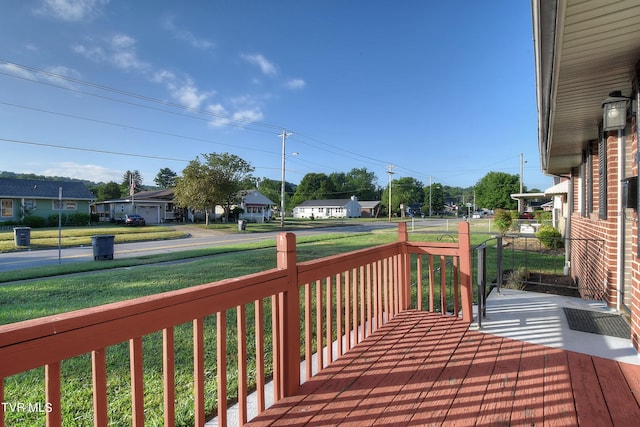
[6,152,537,220]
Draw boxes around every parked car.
[520,212,534,219]
[123,214,145,226]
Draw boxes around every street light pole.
[279,129,292,228]
[386,164,395,221]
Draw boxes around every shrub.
[536,225,564,249]
[47,213,68,226]
[22,215,46,228]
[494,209,513,235]
[68,213,91,226]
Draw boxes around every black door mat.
[563,307,630,339]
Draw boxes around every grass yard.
[0,224,186,252]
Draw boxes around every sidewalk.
[474,287,639,365]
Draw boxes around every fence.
[0,222,472,427]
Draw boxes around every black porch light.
[602,90,629,131]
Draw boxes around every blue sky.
[0,0,548,192]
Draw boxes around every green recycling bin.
[238,219,247,231]
[91,235,115,260]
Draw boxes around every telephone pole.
[279,129,292,228]
[386,164,395,221]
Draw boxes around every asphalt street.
[0,221,430,273]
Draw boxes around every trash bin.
[91,235,115,260]
[238,219,247,231]
[13,227,31,247]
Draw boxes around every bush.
[47,213,68,226]
[68,213,91,226]
[494,209,513,235]
[22,215,46,228]
[536,225,564,249]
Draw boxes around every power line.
[0,137,191,162]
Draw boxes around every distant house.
[0,178,94,224]
[359,201,381,218]
[293,196,361,219]
[94,189,183,224]
[238,190,275,223]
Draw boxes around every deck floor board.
[247,310,640,426]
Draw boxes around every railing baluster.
[237,305,247,425]
[336,273,343,357]
[271,294,281,401]
[92,348,108,427]
[440,256,447,314]
[359,266,365,342]
[373,261,379,331]
[345,270,351,351]
[326,276,333,364]
[1,376,4,427]
[352,268,358,346]
[366,264,372,337]
[45,361,61,427]
[254,299,265,412]
[194,318,205,427]
[429,255,435,312]
[217,312,228,426]
[453,256,460,316]
[304,283,312,381]
[129,337,144,427]
[162,328,175,427]
[315,279,323,372]
[417,254,423,311]
[383,258,389,320]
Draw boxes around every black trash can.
[238,219,247,231]
[13,227,31,247]
[91,235,115,260]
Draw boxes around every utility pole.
[279,129,292,228]
[429,175,433,217]
[519,153,525,213]
[386,164,395,221]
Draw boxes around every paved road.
[1,221,434,273]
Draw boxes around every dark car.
[124,214,145,226]
[520,212,534,219]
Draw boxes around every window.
[52,200,77,210]
[1,199,13,217]
[24,199,37,211]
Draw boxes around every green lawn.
[0,224,186,252]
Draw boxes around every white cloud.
[162,15,213,50]
[233,109,263,124]
[74,34,149,72]
[35,0,109,22]
[285,78,306,90]
[168,79,213,110]
[0,63,35,79]
[42,162,121,183]
[241,53,277,77]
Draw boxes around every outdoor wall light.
[602,90,630,131]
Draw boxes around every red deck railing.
[0,221,471,427]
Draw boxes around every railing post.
[277,232,300,397]
[397,222,410,310]
[458,221,473,323]
[476,244,487,328]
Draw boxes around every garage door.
[137,205,160,224]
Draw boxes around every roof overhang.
[532,0,640,176]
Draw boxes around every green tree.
[474,172,520,210]
[258,178,296,212]
[381,177,424,217]
[173,153,255,224]
[154,168,177,188]
[291,173,337,206]
[96,181,122,201]
[122,170,143,196]
[423,182,445,215]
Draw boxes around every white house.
[293,196,361,219]
[238,189,275,223]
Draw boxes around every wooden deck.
[247,310,640,426]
